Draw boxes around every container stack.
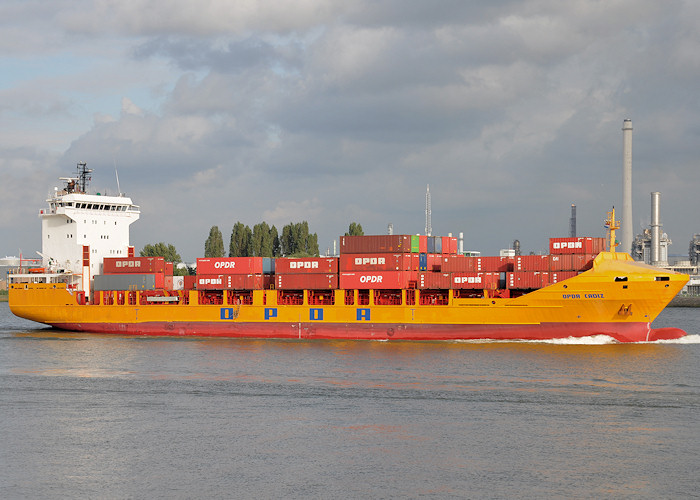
[338,234,465,290]
[548,237,604,281]
[96,256,166,291]
[195,257,274,290]
[275,257,338,290]
[106,234,607,296]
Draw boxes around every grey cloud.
[2,1,700,261]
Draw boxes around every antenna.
[425,184,432,236]
[114,159,122,196]
[76,162,92,193]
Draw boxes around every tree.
[229,222,251,257]
[252,221,275,257]
[204,226,225,257]
[140,242,181,263]
[270,225,280,257]
[345,222,364,236]
[280,221,319,257]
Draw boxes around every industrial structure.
[569,204,576,238]
[621,119,633,253]
[425,184,432,236]
[631,192,672,266]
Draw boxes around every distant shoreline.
[669,296,700,307]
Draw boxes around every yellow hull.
[9,253,688,342]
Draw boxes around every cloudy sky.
[2,0,699,261]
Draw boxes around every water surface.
[1,303,698,499]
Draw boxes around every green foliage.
[229,222,250,257]
[173,264,196,276]
[229,221,282,257]
[270,225,280,257]
[204,226,225,258]
[140,242,181,263]
[280,221,319,256]
[252,221,277,257]
[345,222,364,236]
[225,221,317,257]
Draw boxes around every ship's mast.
[76,162,92,193]
[604,207,620,253]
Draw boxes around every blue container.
[419,253,428,271]
[262,258,275,274]
[427,237,435,254]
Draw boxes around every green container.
[411,235,420,253]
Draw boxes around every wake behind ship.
[8,165,689,342]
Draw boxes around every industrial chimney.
[651,191,661,265]
[622,119,633,253]
[569,204,576,237]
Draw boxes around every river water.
[1,302,698,499]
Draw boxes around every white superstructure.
[39,163,140,293]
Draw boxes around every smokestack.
[651,191,661,265]
[622,119,633,253]
[459,232,464,255]
[569,204,576,237]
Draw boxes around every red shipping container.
[184,275,197,290]
[549,237,606,255]
[275,274,338,290]
[340,253,415,272]
[275,273,338,290]
[418,235,428,253]
[339,271,410,289]
[549,254,595,271]
[550,271,578,283]
[507,271,550,289]
[418,272,451,289]
[339,235,412,254]
[549,254,573,271]
[196,257,264,275]
[165,262,174,276]
[103,256,165,274]
[275,257,338,274]
[427,253,442,272]
[515,255,550,271]
[197,274,263,290]
[442,255,474,272]
[448,237,458,255]
[451,272,499,289]
[475,256,512,272]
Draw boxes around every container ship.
[8,165,689,342]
